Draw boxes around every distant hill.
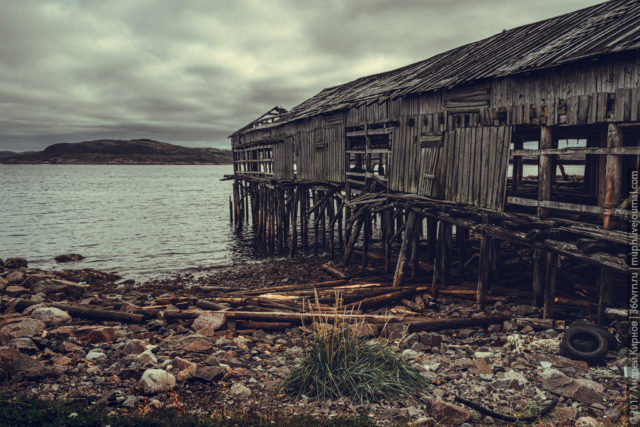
[0,151,17,159]
[0,139,233,165]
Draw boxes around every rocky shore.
[0,256,630,426]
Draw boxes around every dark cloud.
[0,0,602,151]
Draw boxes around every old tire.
[560,326,608,364]
[568,321,617,351]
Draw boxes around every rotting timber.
[228,1,640,324]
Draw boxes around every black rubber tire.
[567,320,617,350]
[560,326,608,364]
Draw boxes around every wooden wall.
[234,54,640,211]
[273,140,293,180]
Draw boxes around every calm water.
[0,165,259,279]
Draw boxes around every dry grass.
[281,292,430,404]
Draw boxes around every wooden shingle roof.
[264,0,640,126]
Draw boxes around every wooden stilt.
[410,216,421,279]
[392,211,417,288]
[361,211,370,269]
[532,248,546,307]
[383,208,393,274]
[476,234,491,309]
[328,195,335,258]
[289,188,298,257]
[344,213,364,266]
[301,188,308,251]
[543,251,557,319]
[456,227,467,277]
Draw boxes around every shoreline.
[0,255,628,425]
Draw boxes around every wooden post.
[344,213,364,266]
[383,208,393,274]
[328,194,335,258]
[476,234,491,309]
[337,198,343,249]
[595,123,624,322]
[603,123,623,230]
[410,216,421,279]
[301,187,308,251]
[426,217,437,259]
[538,126,554,218]
[313,191,320,255]
[543,252,557,319]
[392,211,417,288]
[456,227,468,277]
[361,211,371,269]
[289,187,298,257]
[229,196,233,224]
[321,191,327,250]
[512,140,523,191]
[344,185,352,249]
[533,126,553,307]
[532,249,546,307]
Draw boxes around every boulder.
[30,307,72,325]
[193,365,225,382]
[6,271,25,284]
[428,399,472,425]
[176,361,198,382]
[12,337,40,355]
[0,318,45,344]
[191,312,226,335]
[4,285,29,297]
[123,339,147,354]
[419,332,443,347]
[139,369,176,394]
[137,349,157,365]
[74,326,116,344]
[230,383,252,398]
[31,279,87,298]
[86,349,107,362]
[4,258,27,269]
[0,345,46,378]
[54,254,85,263]
[541,370,604,404]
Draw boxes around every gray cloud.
[0,0,602,151]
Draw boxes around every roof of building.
[237,0,640,133]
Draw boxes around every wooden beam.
[510,146,640,156]
[507,197,631,219]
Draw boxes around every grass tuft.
[281,292,430,403]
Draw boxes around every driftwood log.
[9,298,145,323]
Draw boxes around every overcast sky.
[0,0,604,151]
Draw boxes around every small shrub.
[282,293,430,403]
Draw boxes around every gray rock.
[193,365,225,382]
[86,349,107,362]
[30,307,72,326]
[495,370,527,389]
[12,337,40,355]
[137,349,157,365]
[5,258,28,269]
[0,318,45,344]
[123,339,147,355]
[139,369,176,394]
[541,371,604,404]
[230,383,252,398]
[122,395,138,408]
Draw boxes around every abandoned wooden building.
[228,0,640,321]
